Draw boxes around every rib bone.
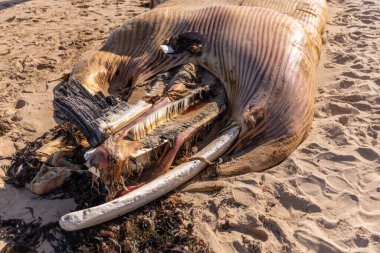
[59,125,240,231]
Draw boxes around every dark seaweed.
[0,196,210,253]
[3,123,209,253]
[5,122,85,187]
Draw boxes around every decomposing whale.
[10,0,328,231]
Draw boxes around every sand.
[0,0,379,252]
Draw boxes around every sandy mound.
[0,0,379,252]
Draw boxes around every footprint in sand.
[342,71,371,80]
[330,33,347,45]
[317,151,357,163]
[339,94,366,103]
[356,147,379,161]
[315,101,360,119]
[275,183,321,212]
[216,221,269,251]
[342,168,361,186]
[331,52,356,65]
[297,177,324,197]
[326,175,355,192]
[332,14,353,26]
[323,122,350,146]
[354,233,370,248]
[360,170,380,185]
[229,223,269,242]
[351,101,372,112]
[348,30,362,40]
[335,192,359,213]
[232,187,257,207]
[299,142,328,155]
[339,79,355,89]
[327,102,360,116]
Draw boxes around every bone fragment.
[59,125,240,231]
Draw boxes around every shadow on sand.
[0,0,31,11]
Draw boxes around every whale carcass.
[12,0,328,230]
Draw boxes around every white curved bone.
[59,125,240,231]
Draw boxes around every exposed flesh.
[85,64,227,187]
[59,125,240,231]
[29,64,226,196]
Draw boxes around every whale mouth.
[53,63,240,231]
[80,63,228,188]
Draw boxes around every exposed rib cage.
[69,0,327,171]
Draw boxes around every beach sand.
[0,0,379,252]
